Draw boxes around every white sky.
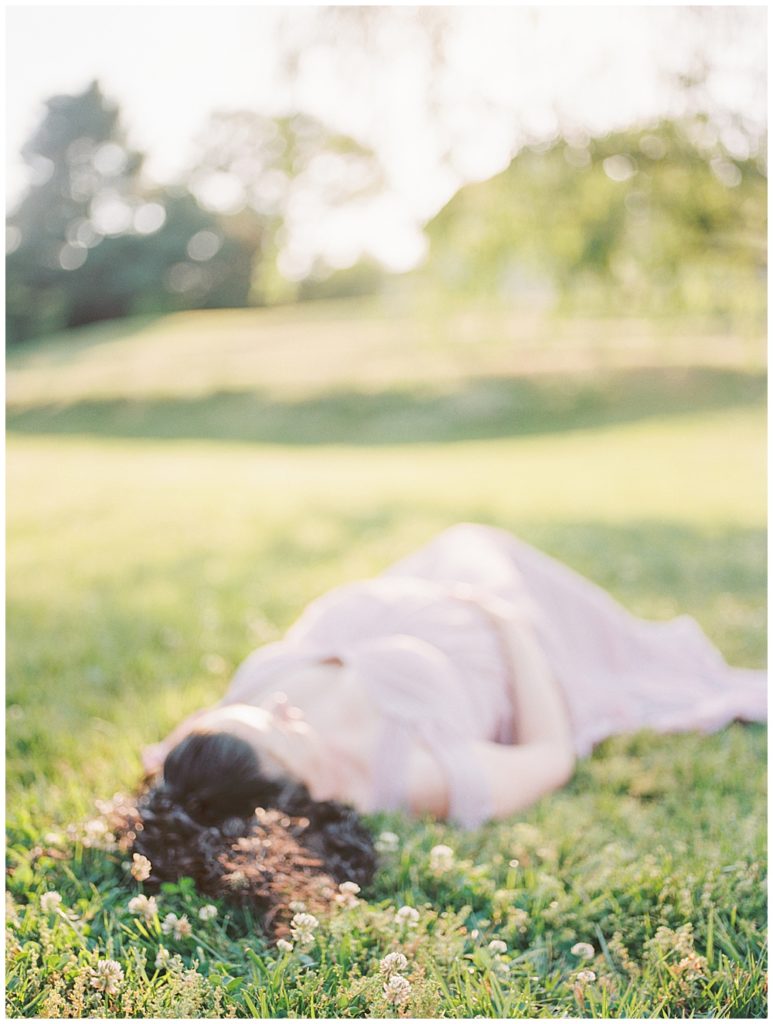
[5,5,766,271]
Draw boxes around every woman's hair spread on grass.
[106,730,377,933]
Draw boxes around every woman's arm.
[404,734,575,823]
[474,602,577,819]
[496,613,574,746]
[470,738,575,819]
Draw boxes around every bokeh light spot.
[93,142,128,176]
[29,156,54,186]
[58,242,88,271]
[710,158,742,188]
[66,218,102,248]
[133,202,167,235]
[191,172,246,214]
[186,229,222,261]
[165,262,206,293]
[603,154,637,182]
[89,193,133,235]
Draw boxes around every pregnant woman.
[140,523,766,840]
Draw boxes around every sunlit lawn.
[6,303,767,1017]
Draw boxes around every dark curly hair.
[107,730,377,934]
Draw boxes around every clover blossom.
[290,911,319,949]
[89,959,124,995]
[394,905,419,927]
[379,951,409,977]
[130,853,152,882]
[161,913,192,940]
[375,831,400,854]
[383,973,411,1006]
[40,891,63,914]
[128,894,157,922]
[429,844,455,874]
[335,881,361,908]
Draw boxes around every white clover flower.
[276,938,294,953]
[89,958,124,995]
[379,951,409,977]
[383,973,411,1006]
[130,853,152,882]
[395,905,419,927]
[571,942,595,959]
[128,894,158,921]
[335,880,361,908]
[160,913,177,935]
[198,904,218,921]
[290,912,319,932]
[154,946,171,969]
[375,831,400,854]
[488,939,508,955]
[508,858,520,868]
[288,900,307,914]
[576,970,596,984]
[82,819,118,851]
[161,913,192,940]
[290,912,319,949]
[40,891,63,914]
[429,844,455,874]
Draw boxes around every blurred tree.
[6,81,144,340]
[6,82,262,344]
[185,110,386,303]
[422,118,766,318]
[6,85,389,342]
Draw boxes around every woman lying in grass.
[127,524,765,922]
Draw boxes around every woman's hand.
[472,737,576,820]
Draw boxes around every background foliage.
[6,78,766,345]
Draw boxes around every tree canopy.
[6,82,387,343]
[422,118,766,318]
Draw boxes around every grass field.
[6,301,767,1017]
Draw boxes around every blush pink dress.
[222,524,767,827]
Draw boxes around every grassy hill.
[6,302,767,1017]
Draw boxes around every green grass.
[6,302,767,1017]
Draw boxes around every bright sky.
[5,5,766,272]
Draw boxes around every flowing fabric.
[222,524,766,827]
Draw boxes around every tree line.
[6,82,385,345]
[6,80,766,344]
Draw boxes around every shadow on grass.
[6,314,167,369]
[6,366,766,446]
